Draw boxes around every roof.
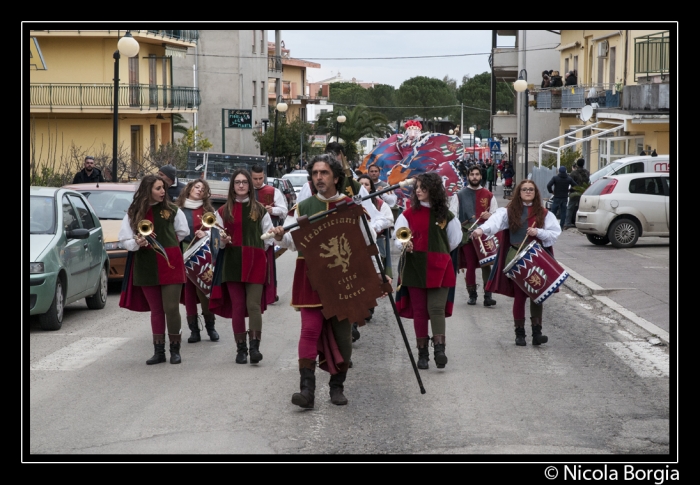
[62,182,139,191]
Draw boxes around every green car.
[30,187,110,330]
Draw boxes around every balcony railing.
[30,83,201,110]
[268,56,282,73]
[144,30,199,43]
[634,31,669,82]
[532,84,622,110]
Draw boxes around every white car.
[575,173,670,248]
[281,172,310,196]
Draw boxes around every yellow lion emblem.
[319,233,352,273]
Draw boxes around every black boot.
[234,332,248,364]
[169,333,182,364]
[291,359,316,409]
[432,334,448,369]
[531,317,549,345]
[352,322,360,342]
[204,314,219,341]
[483,291,497,307]
[467,285,478,305]
[416,337,430,370]
[514,319,526,346]
[248,330,263,364]
[329,367,349,405]
[186,314,201,343]
[146,334,166,365]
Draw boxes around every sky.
[268,30,515,89]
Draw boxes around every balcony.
[30,83,201,112]
[144,30,199,43]
[491,47,518,80]
[268,56,282,73]
[634,31,669,82]
[532,84,623,111]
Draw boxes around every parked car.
[575,173,670,248]
[63,182,138,282]
[588,154,669,184]
[30,187,110,330]
[281,172,309,196]
[270,177,297,211]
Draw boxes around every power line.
[331,103,491,112]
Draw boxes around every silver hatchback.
[576,173,670,248]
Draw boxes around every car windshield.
[76,190,134,220]
[589,161,623,184]
[282,174,308,188]
[30,196,57,234]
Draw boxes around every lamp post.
[469,126,476,160]
[272,100,288,174]
[336,114,346,142]
[112,31,139,183]
[513,69,529,180]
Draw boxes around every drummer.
[472,179,562,346]
[175,180,220,344]
[449,165,499,307]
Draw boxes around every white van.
[589,155,669,184]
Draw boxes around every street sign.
[490,141,501,152]
[228,109,252,129]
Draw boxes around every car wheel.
[38,279,64,331]
[608,218,639,248]
[586,234,610,246]
[86,266,108,310]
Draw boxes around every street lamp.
[272,100,288,173]
[112,31,139,183]
[513,69,529,180]
[469,126,476,160]
[336,114,346,142]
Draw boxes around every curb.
[561,263,669,345]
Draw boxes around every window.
[252,31,256,53]
[260,30,265,54]
[573,55,578,74]
[609,47,616,87]
[69,195,96,230]
[261,81,265,109]
[253,81,257,107]
[150,125,156,152]
[564,58,569,74]
[62,196,80,232]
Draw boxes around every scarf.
[184,199,203,209]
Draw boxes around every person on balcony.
[565,70,577,86]
[541,70,551,89]
[549,71,563,88]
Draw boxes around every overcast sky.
[269,30,515,89]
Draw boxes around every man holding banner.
[270,154,391,409]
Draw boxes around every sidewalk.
[489,179,670,344]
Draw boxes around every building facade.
[29,29,199,181]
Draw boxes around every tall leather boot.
[168,333,182,364]
[432,334,448,369]
[203,314,219,341]
[234,332,248,364]
[329,363,349,405]
[248,330,263,364]
[416,337,430,370]
[514,319,526,346]
[467,285,478,305]
[531,316,549,345]
[291,359,316,409]
[483,291,497,307]
[146,334,166,365]
[352,322,360,342]
[186,314,201,343]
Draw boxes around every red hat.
[404,120,422,130]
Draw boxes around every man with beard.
[72,156,105,184]
[449,165,499,306]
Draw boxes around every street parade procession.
[117,120,568,409]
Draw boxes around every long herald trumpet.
[260,177,416,240]
[395,226,412,291]
[135,219,174,269]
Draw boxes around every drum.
[503,240,569,304]
[183,235,215,298]
[471,230,499,267]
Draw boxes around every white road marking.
[597,315,617,324]
[30,337,130,371]
[605,341,669,378]
[579,303,593,310]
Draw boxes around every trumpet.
[395,226,412,244]
[184,212,227,252]
[135,219,174,268]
